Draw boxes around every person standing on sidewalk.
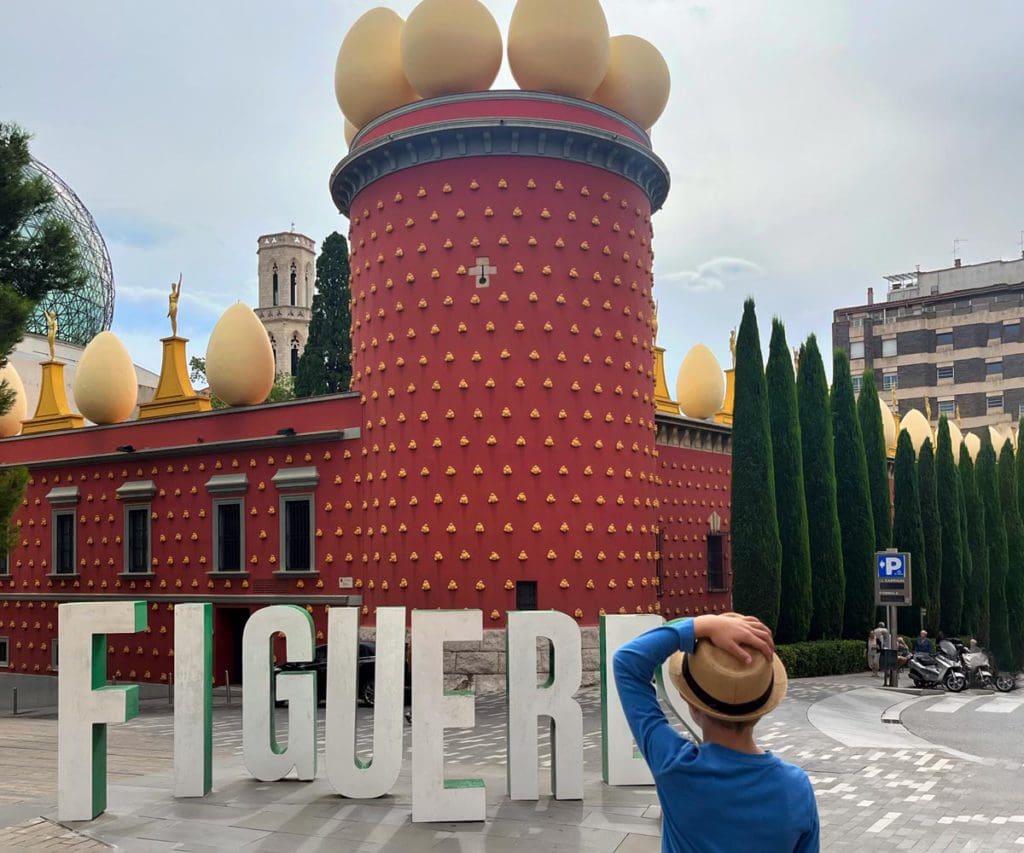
[867,630,881,676]
[614,613,820,852]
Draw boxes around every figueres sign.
[57,603,697,822]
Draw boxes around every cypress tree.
[1017,419,1024,521]
[917,439,942,632]
[935,418,964,636]
[892,431,927,636]
[831,350,876,639]
[956,454,973,635]
[977,435,1012,670]
[960,446,988,643]
[730,299,783,630]
[765,319,812,643]
[294,232,352,397]
[998,441,1024,670]
[857,369,891,550]
[797,335,844,639]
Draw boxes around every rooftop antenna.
[953,237,967,266]
[290,221,295,232]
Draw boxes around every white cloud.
[662,257,763,293]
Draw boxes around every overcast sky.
[3,1,1023,381]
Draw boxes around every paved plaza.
[0,674,1022,851]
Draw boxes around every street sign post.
[875,550,912,689]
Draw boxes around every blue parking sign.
[877,553,906,578]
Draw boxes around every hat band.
[682,655,774,716]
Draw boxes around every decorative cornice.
[331,116,670,217]
[655,413,732,455]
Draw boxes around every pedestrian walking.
[867,630,880,676]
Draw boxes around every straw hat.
[668,614,788,723]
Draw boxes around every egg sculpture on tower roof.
[675,344,726,420]
[878,397,897,455]
[964,431,981,462]
[333,0,671,139]
[899,408,933,455]
[946,419,964,457]
[0,363,27,438]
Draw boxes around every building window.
[291,338,300,376]
[1004,322,1021,343]
[881,338,897,358]
[272,265,279,307]
[1019,402,1024,420]
[851,376,862,395]
[987,360,1003,376]
[987,395,1004,411]
[0,637,8,667]
[937,365,954,381]
[850,341,865,360]
[938,400,956,417]
[51,639,58,672]
[882,373,899,391]
[935,331,953,348]
[53,511,76,575]
[290,262,298,305]
[282,496,313,571]
[214,501,244,572]
[125,506,151,573]
[515,580,538,611]
[707,534,726,592]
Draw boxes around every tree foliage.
[977,435,1012,670]
[935,418,964,635]
[189,356,294,410]
[892,430,927,636]
[959,446,988,643]
[1017,418,1024,523]
[765,319,812,643]
[797,334,844,639]
[917,439,942,632]
[0,123,87,414]
[998,440,1024,670]
[730,299,782,630]
[857,369,891,550]
[956,450,973,636]
[831,349,875,639]
[0,467,27,563]
[294,232,352,398]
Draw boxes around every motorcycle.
[908,643,967,692]
[955,639,1015,692]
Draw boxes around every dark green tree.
[0,123,87,414]
[892,431,927,636]
[917,439,942,632]
[998,441,1024,670]
[797,334,844,639]
[0,468,27,567]
[977,435,1012,670]
[959,446,988,643]
[730,299,782,630]
[935,418,964,635]
[1017,418,1024,521]
[831,350,876,639]
[857,369,891,550]
[956,451,973,636]
[294,232,352,397]
[765,319,812,643]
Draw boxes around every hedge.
[775,640,866,678]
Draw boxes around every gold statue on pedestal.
[925,396,932,422]
[168,274,182,337]
[44,309,58,362]
[729,328,737,368]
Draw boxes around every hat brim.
[668,650,788,724]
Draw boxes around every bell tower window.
[290,262,298,305]
[272,265,279,307]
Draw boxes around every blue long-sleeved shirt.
[613,619,820,853]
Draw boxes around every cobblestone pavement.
[0,673,1021,850]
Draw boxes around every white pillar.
[174,603,213,797]
[242,605,316,782]
[506,611,584,800]
[325,606,406,798]
[411,610,485,823]
[57,600,147,821]
[599,613,661,786]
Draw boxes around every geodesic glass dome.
[22,158,114,347]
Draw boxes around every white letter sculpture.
[58,600,147,820]
[326,606,406,798]
[599,613,661,786]
[174,602,213,797]
[506,610,584,800]
[242,604,316,781]
[411,610,485,823]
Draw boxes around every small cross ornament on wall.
[471,257,497,288]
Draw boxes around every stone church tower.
[254,230,316,375]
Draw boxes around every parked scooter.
[956,640,1015,692]
[908,641,967,692]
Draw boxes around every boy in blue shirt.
[614,613,820,852]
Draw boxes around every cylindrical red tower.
[331,91,670,625]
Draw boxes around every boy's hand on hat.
[694,614,774,665]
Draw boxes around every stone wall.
[360,626,601,694]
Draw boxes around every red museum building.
[0,92,732,687]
